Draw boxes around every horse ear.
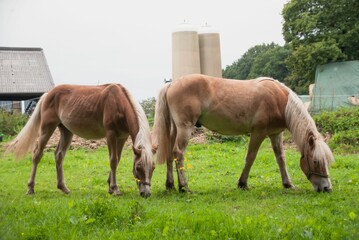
[151,145,158,154]
[308,131,316,149]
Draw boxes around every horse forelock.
[313,139,334,165]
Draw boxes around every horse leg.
[165,125,177,191]
[238,132,266,190]
[166,155,176,190]
[107,138,126,195]
[269,133,295,189]
[173,126,192,192]
[27,124,57,194]
[55,125,73,194]
[106,134,123,196]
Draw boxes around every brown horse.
[153,74,333,193]
[7,84,155,197]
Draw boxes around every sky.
[0,0,288,101]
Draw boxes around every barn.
[0,47,55,113]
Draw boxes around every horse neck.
[285,91,321,153]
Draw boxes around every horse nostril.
[323,187,332,193]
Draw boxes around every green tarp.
[312,61,359,112]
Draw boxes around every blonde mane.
[125,89,154,166]
[285,90,334,164]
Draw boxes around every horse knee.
[173,148,184,161]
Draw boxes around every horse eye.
[136,162,143,170]
[314,160,319,165]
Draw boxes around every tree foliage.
[282,0,359,93]
[139,97,156,118]
[222,43,289,81]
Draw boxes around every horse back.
[167,74,289,135]
[42,84,136,139]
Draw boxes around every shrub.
[313,107,359,152]
[0,110,28,136]
[313,107,359,133]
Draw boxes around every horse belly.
[199,113,250,135]
[61,118,106,140]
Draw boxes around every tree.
[282,0,359,93]
[140,97,156,118]
[247,45,290,81]
[223,43,289,81]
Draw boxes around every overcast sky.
[0,0,287,101]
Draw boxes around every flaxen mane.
[284,89,334,165]
[124,88,154,168]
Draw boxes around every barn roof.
[0,47,55,101]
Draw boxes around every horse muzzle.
[311,177,332,193]
[138,182,151,198]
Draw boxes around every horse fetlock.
[283,182,296,189]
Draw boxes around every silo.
[198,24,222,78]
[172,22,201,80]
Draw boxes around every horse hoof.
[62,189,71,194]
[283,183,296,189]
[238,182,248,190]
[26,189,35,195]
[179,186,191,193]
[166,186,176,192]
[112,190,122,196]
[58,185,71,194]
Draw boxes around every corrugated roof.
[0,47,55,100]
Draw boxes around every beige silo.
[172,22,201,80]
[198,24,222,78]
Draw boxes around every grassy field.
[0,139,358,239]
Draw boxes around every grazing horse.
[153,74,333,193]
[7,84,155,198]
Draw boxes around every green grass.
[0,140,358,239]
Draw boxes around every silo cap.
[173,21,198,32]
[198,23,219,34]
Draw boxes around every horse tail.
[153,83,173,165]
[6,93,47,159]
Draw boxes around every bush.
[331,129,359,146]
[313,107,359,152]
[0,110,28,136]
[313,107,359,133]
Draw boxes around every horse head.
[133,145,155,198]
[300,131,333,192]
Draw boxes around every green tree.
[223,43,289,81]
[247,45,290,81]
[140,97,156,118]
[282,0,359,94]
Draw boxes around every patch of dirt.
[46,129,126,151]
[46,128,207,151]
